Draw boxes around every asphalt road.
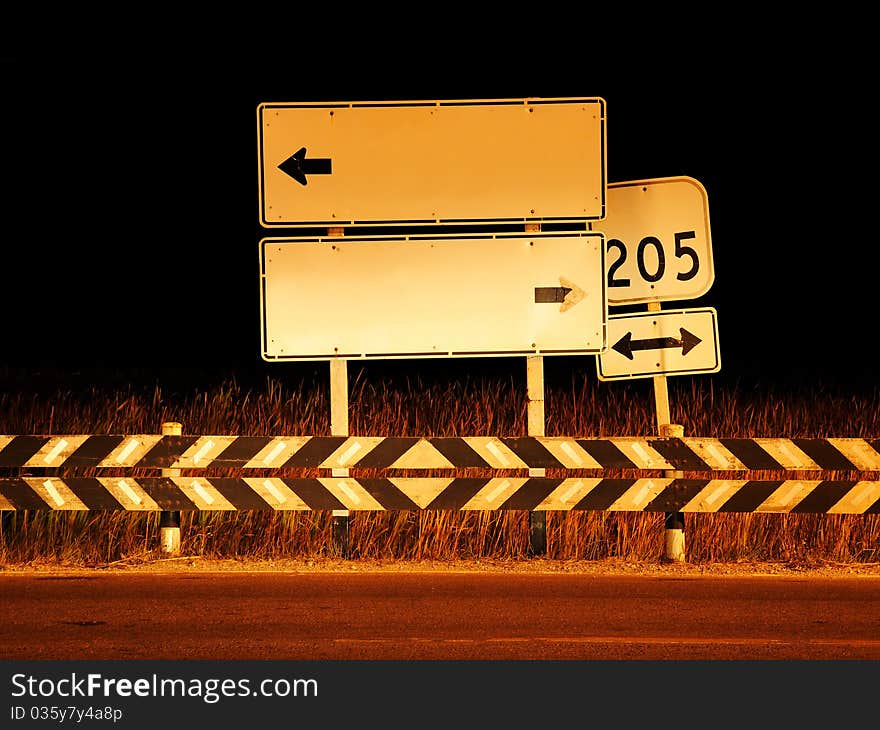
[2,570,879,660]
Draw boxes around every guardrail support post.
[659,423,686,562]
[330,357,350,558]
[159,421,182,555]
[527,354,547,556]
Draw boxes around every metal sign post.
[527,354,546,555]
[594,177,720,562]
[330,358,350,558]
[645,303,686,562]
[327,224,350,557]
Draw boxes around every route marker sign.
[260,232,607,361]
[592,177,713,305]
[597,308,720,380]
[257,98,606,227]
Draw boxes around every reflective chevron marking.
[42,479,68,507]
[115,479,144,507]
[247,479,310,510]
[464,478,521,510]
[612,479,666,511]
[1,477,879,514]
[827,438,880,471]
[47,440,72,463]
[1,435,878,472]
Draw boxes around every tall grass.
[1,369,878,565]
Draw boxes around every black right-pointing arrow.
[534,286,571,303]
[533,278,585,313]
[612,328,702,360]
[278,147,333,186]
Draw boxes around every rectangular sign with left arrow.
[257,98,606,227]
[260,232,606,360]
[597,308,720,380]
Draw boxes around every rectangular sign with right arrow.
[261,232,607,361]
[597,308,720,380]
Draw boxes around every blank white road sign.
[597,307,720,380]
[257,98,606,227]
[592,177,714,305]
[260,233,607,361]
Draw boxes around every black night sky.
[2,56,875,393]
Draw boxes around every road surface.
[2,569,879,660]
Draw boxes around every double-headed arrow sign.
[598,308,719,380]
[612,327,702,360]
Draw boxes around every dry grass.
[1,369,878,566]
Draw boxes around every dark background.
[1,56,874,394]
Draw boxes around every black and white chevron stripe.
[1,477,878,514]
[2,435,879,472]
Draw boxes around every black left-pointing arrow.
[612,328,702,360]
[278,147,332,186]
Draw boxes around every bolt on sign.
[597,307,720,380]
[257,98,607,227]
[591,177,714,305]
[260,232,607,360]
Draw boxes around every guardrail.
[3,430,877,561]
[1,433,878,515]
[2,475,879,514]
[2,434,879,472]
